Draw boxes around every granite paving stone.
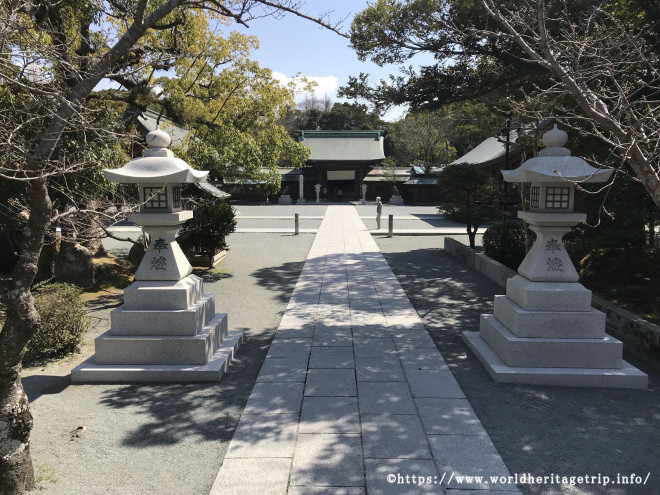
[351,325,391,339]
[215,206,516,495]
[415,398,487,436]
[309,346,355,368]
[364,459,442,495]
[312,332,354,347]
[362,414,432,460]
[391,331,438,349]
[397,348,449,370]
[405,370,465,398]
[287,488,365,495]
[305,368,357,397]
[256,357,308,382]
[299,396,360,434]
[267,339,312,358]
[242,382,304,415]
[429,435,514,491]
[210,458,291,495]
[355,357,406,382]
[353,337,397,358]
[225,414,299,458]
[358,381,416,414]
[290,434,364,487]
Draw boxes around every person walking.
[375,196,382,229]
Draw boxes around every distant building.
[296,130,386,201]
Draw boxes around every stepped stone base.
[467,275,647,388]
[72,274,242,384]
[463,332,648,389]
[71,331,243,383]
[480,315,622,369]
[97,314,228,365]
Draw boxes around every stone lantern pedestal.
[463,126,647,388]
[72,130,242,383]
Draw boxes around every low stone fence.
[444,237,660,364]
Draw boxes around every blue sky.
[233,0,434,121]
[96,1,430,121]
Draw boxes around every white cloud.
[272,71,339,101]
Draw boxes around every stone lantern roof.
[103,129,208,184]
[501,125,613,184]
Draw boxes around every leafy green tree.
[437,163,498,249]
[319,102,384,130]
[389,112,456,172]
[0,2,343,492]
[344,0,660,209]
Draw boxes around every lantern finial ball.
[543,124,568,148]
[146,129,172,148]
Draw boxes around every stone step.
[463,331,648,388]
[123,275,204,310]
[480,315,623,369]
[109,295,214,336]
[71,330,243,383]
[493,295,605,339]
[506,275,592,312]
[96,313,228,365]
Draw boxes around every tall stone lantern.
[463,125,647,388]
[106,129,205,281]
[72,130,243,383]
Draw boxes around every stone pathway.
[211,206,521,494]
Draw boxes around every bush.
[24,282,91,364]
[483,222,527,270]
[178,201,236,256]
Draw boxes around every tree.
[318,102,383,130]
[344,0,660,210]
[437,163,498,248]
[0,2,344,493]
[168,59,312,196]
[389,112,456,172]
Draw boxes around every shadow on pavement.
[380,246,660,495]
[251,260,306,304]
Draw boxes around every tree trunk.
[0,180,53,494]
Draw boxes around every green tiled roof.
[298,130,385,162]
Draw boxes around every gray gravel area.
[23,232,314,495]
[19,208,659,495]
[375,235,660,495]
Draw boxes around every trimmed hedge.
[24,282,91,364]
[483,222,527,270]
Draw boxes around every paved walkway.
[211,206,521,494]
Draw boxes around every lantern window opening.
[143,186,168,209]
[531,186,540,208]
[545,186,570,209]
[173,186,181,208]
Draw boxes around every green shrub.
[483,222,527,270]
[178,201,236,256]
[24,282,91,364]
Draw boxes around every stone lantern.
[463,125,647,388]
[502,125,611,283]
[72,129,243,383]
[103,129,206,281]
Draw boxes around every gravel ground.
[375,235,660,495]
[20,221,659,495]
[22,232,314,495]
